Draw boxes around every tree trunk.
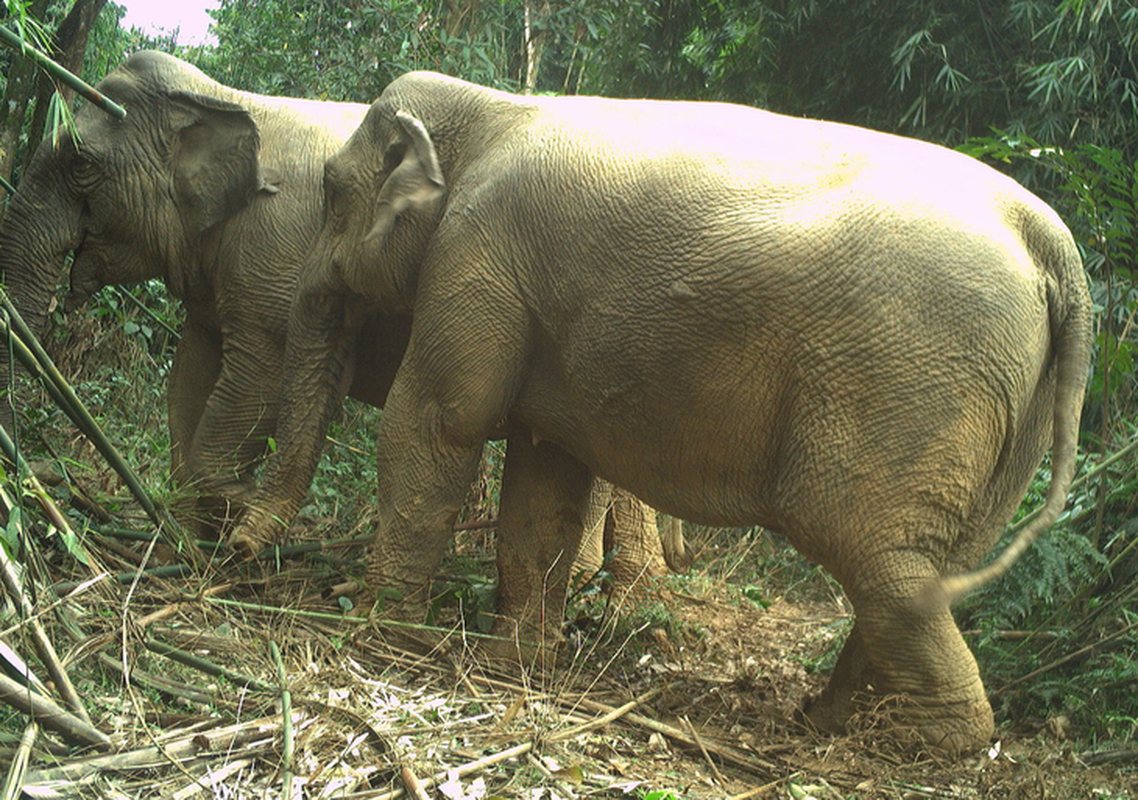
[27,0,107,157]
[523,0,552,94]
[0,0,51,212]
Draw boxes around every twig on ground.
[681,714,726,784]
[572,696,778,779]
[729,771,801,800]
[355,741,535,800]
[399,764,432,800]
[526,753,578,800]
[548,683,669,742]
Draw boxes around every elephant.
[231,71,1092,754]
[0,51,677,609]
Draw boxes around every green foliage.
[639,790,685,800]
[203,0,525,100]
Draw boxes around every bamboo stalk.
[144,638,273,693]
[1,723,37,800]
[990,616,1138,697]
[23,714,286,785]
[0,450,92,724]
[271,641,294,799]
[0,25,126,119]
[547,683,668,742]
[0,304,191,552]
[95,652,214,706]
[0,669,110,749]
[52,563,192,593]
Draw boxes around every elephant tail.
[923,235,1093,608]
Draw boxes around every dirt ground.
[12,525,1136,800]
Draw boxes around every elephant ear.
[364,111,446,243]
[168,90,275,236]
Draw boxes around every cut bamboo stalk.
[0,669,110,749]
[271,641,294,799]
[0,305,192,554]
[22,714,287,784]
[0,450,93,724]
[0,722,37,800]
[144,638,273,692]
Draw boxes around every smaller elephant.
[234,72,1091,754]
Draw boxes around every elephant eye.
[68,150,101,194]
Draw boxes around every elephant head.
[0,51,273,429]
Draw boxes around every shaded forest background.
[0,0,1136,749]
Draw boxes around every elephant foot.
[225,505,288,560]
[802,682,994,755]
[478,614,563,675]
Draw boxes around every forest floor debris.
[1,521,1134,800]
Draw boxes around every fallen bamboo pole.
[0,302,191,553]
[0,669,110,750]
[22,714,287,785]
[0,451,92,724]
[144,638,273,693]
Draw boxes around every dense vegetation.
[0,0,1135,751]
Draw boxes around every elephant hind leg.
[801,621,881,735]
[833,549,994,754]
[487,435,593,668]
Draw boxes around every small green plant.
[640,790,685,800]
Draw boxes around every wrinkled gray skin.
[234,72,1092,754]
[0,52,678,586]
[0,50,387,521]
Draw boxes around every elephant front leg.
[488,434,593,667]
[364,379,488,629]
[166,321,223,536]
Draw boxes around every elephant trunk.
[0,162,83,434]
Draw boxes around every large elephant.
[0,52,675,602]
[233,71,1092,754]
